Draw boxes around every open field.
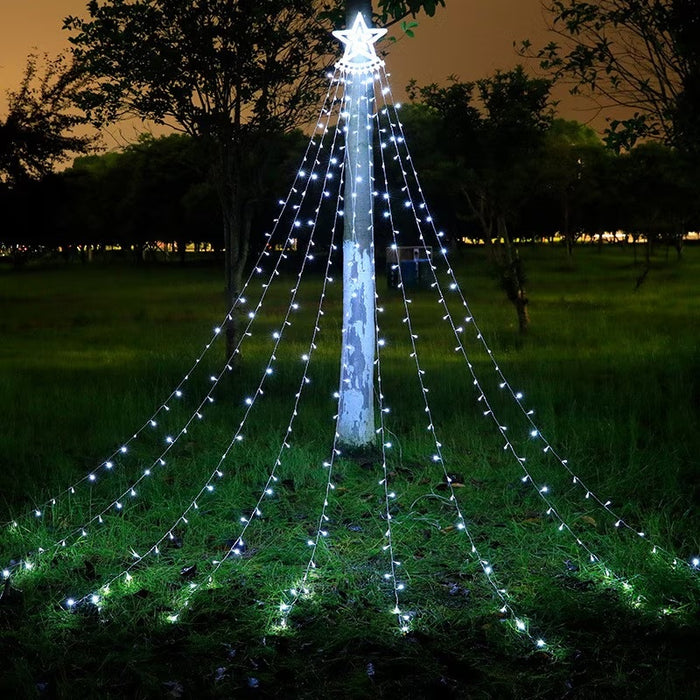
[0,246,698,698]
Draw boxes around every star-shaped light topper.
[333,12,387,73]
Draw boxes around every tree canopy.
[0,53,93,188]
[527,0,698,151]
[407,67,555,332]
[65,0,339,352]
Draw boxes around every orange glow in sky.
[0,0,606,141]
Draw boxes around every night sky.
[0,0,605,138]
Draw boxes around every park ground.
[0,245,698,698]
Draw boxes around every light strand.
[374,276,408,633]
[376,67,697,573]
[374,104,546,648]
[171,154,349,621]
[62,81,351,611]
[4,73,348,581]
[2,72,345,532]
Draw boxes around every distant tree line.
[400,88,699,256]
[2,107,696,260]
[0,130,308,263]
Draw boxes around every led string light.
[374,78,648,606]
[3,75,350,583]
[374,121,547,648]
[275,403,344,630]
[60,87,353,611]
[170,165,348,622]
[277,68,388,629]
[373,269,409,633]
[336,62,408,632]
[375,68,699,574]
[1,74,346,534]
[350,66,408,633]
[358,62,412,634]
[375,77,693,622]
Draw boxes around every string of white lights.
[373,92,546,648]
[276,67,389,630]
[373,76,651,602]
[374,281,409,633]
[170,168,348,624]
[60,85,352,611]
[340,67,406,632]
[375,74,695,620]
[2,75,348,583]
[1,73,346,533]
[376,67,699,574]
[274,385,343,631]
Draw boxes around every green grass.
[0,246,698,698]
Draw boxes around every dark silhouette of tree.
[323,0,446,26]
[669,0,700,154]
[526,0,697,151]
[0,53,93,188]
[65,0,336,355]
[408,68,554,333]
[535,119,610,258]
[49,131,304,259]
[617,142,697,266]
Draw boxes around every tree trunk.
[498,216,529,334]
[215,137,247,362]
[563,193,574,261]
[337,0,376,448]
[223,203,242,362]
[675,231,684,259]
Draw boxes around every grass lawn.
[0,245,698,698]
